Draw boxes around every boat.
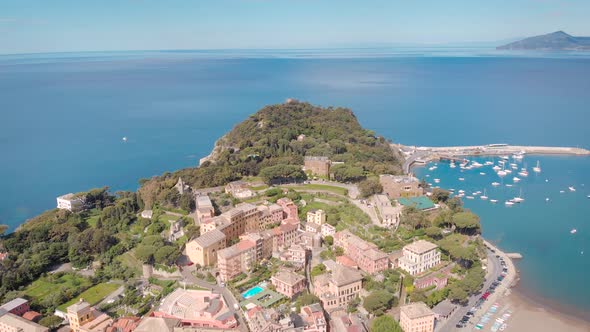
[450,162,456,168]
[458,189,465,193]
[466,196,475,200]
[480,172,486,175]
[513,189,524,203]
[560,190,565,193]
[492,182,500,186]
[505,184,513,187]
[513,177,520,183]
[434,178,440,183]
[505,169,512,174]
[512,153,524,160]
[587,195,590,198]
[518,169,529,177]
[533,161,541,173]
[428,166,436,171]
[492,165,501,171]
[569,186,576,192]
[505,201,515,206]
[122,136,128,142]
[546,198,550,202]
[570,229,577,234]
[426,174,430,177]
[459,177,465,181]
[484,161,494,166]
[481,189,488,200]
[490,199,498,203]
[472,161,483,168]
[498,160,506,165]
[497,163,507,177]
[501,155,509,160]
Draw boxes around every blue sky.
[1,0,589,54]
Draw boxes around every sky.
[0,0,589,54]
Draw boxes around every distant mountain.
[497,31,590,50]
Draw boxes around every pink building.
[0,298,30,317]
[271,270,306,299]
[300,304,327,332]
[153,289,237,329]
[334,230,389,274]
[277,198,298,222]
[271,222,299,251]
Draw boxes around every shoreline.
[483,239,590,330]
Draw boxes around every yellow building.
[312,264,362,311]
[66,300,113,332]
[306,209,326,226]
[400,302,435,332]
[185,229,226,266]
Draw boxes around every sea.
[1,48,589,315]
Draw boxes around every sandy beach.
[500,290,590,332]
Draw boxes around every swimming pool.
[242,286,264,299]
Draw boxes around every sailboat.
[492,182,500,186]
[513,189,524,203]
[490,199,498,203]
[505,200,515,206]
[533,161,541,173]
[450,162,456,168]
[497,163,507,177]
[518,166,529,177]
[480,189,488,200]
[513,177,520,183]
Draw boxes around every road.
[180,268,248,332]
[436,247,503,332]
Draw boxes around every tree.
[311,263,327,277]
[370,315,402,332]
[324,235,334,246]
[179,192,195,212]
[448,283,469,303]
[332,164,365,183]
[363,291,395,315]
[431,188,450,203]
[259,164,307,184]
[154,246,180,266]
[424,226,442,239]
[447,197,463,212]
[39,315,63,329]
[295,292,321,311]
[335,246,344,256]
[358,179,383,198]
[452,212,481,235]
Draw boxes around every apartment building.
[334,230,389,274]
[270,270,306,299]
[67,300,113,332]
[217,239,257,282]
[195,195,215,223]
[399,240,441,276]
[306,209,326,225]
[56,193,86,212]
[313,264,363,311]
[399,302,435,332]
[185,229,226,266]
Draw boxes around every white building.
[141,210,153,219]
[399,240,441,276]
[321,223,336,238]
[56,193,85,212]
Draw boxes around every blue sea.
[1,48,589,314]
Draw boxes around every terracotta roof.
[22,311,42,321]
[401,302,434,319]
[404,240,438,254]
[272,270,305,286]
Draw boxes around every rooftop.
[331,264,363,286]
[398,196,435,210]
[196,195,213,208]
[401,302,434,319]
[404,239,438,254]
[380,174,419,184]
[0,298,28,312]
[193,229,226,247]
[134,317,180,332]
[157,289,228,320]
[304,156,329,161]
[432,299,456,317]
[0,313,48,332]
[67,300,90,314]
[272,270,305,286]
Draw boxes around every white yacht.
[570,229,577,234]
[533,161,541,173]
[480,172,486,176]
[484,161,494,166]
[459,177,465,181]
[434,178,440,183]
[501,155,510,160]
[505,169,512,174]
[505,184,513,187]
[450,162,456,168]
[513,177,520,183]
[492,182,500,187]
[569,186,576,192]
[518,169,529,177]
[513,189,524,203]
[122,136,128,142]
[472,161,483,168]
[480,189,488,200]
[492,165,502,171]
[490,199,498,203]
[466,196,475,200]
[505,200,515,206]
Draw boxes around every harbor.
[395,144,590,174]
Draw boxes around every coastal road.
[180,268,249,332]
[436,247,504,332]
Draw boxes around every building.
[276,198,298,222]
[56,193,85,212]
[306,209,326,226]
[220,203,258,238]
[245,306,284,332]
[0,298,29,317]
[399,240,441,276]
[195,195,215,223]
[330,310,367,332]
[399,302,435,332]
[217,239,257,282]
[225,181,255,199]
[379,175,423,199]
[313,264,363,311]
[140,210,153,219]
[388,250,403,269]
[168,218,185,242]
[175,178,190,195]
[271,222,299,251]
[300,304,327,332]
[299,231,321,249]
[271,270,306,299]
[0,312,48,332]
[22,311,42,323]
[256,204,284,230]
[66,300,113,332]
[398,196,436,211]
[334,230,389,274]
[373,195,400,227]
[105,316,140,332]
[134,317,180,332]
[185,229,226,266]
[305,222,321,234]
[304,156,331,178]
[432,300,457,320]
[279,243,307,265]
[152,289,237,329]
[321,224,336,238]
[200,216,230,234]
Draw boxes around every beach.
[502,290,590,332]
